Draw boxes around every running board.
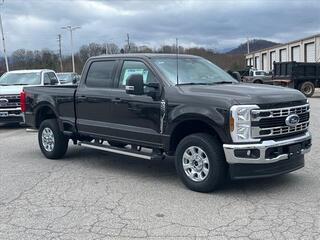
[78,141,155,160]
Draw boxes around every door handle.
[112,98,122,103]
[78,95,87,100]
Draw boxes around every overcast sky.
[2,0,320,54]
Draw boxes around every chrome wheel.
[42,127,55,152]
[182,146,210,182]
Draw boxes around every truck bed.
[24,85,77,129]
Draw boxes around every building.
[245,34,320,71]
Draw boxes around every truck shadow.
[64,145,301,195]
[0,123,24,129]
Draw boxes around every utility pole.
[247,37,250,54]
[61,25,80,73]
[57,34,63,72]
[0,0,9,72]
[126,33,130,53]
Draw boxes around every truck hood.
[178,83,306,106]
[0,85,34,95]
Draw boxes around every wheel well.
[35,106,57,128]
[253,79,263,84]
[169,120,220,154]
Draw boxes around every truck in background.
[0,69,60,124]
[272,61,320,97]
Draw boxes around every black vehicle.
[273,61,320,97]
[22,54,312,192]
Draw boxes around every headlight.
[230,105,260,143]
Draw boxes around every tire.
[108,140,127,148]
[175,133,227,192]
[38,119,69,159]
[299,81,315,97]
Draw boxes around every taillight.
[20,91,26,112]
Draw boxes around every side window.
[48,72,59,85]
[86,61,116,88]
[43,73,51,85]
[119,61,157,89]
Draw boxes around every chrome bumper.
[0,107,24,122]
[223,132,311,164]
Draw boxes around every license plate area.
[288,144,302,159]
[0,112,8,117]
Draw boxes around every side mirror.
[125,74,144,95]
[72,77,77,84]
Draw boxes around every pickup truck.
[22,54,312,192]
[242,69,273,84]
[0,69,60,124]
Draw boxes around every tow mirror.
[125,74,144,95]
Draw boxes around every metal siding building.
[245,34,320,71]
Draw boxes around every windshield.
[0,72,41,85]
[151,57,237,85]
[57,73,73,82]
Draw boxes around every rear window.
[86,61,116,88]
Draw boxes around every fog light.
[235,149,260,159]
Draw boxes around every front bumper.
[223,132,312,179]
[0,107,24,123]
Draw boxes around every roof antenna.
[176,38,179,85]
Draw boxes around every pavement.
[0,98,320,240]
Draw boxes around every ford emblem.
[285,114,300,127]
[0,98,9,104]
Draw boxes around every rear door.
[75,59,119,137]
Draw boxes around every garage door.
[270,51,276,69]
[292,46,300,61]
[305,42,315,62]
[262,53,267,70]
[280,49,287,62]
[255,56,260,69]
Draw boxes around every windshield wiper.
[177,82,214,86]
[11,84,29,86]
[212,81,234,84]
[0,84,9,86]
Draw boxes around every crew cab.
[22,54,312,192]
[0,69,60,124]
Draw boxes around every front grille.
[251,104,310,139]
[0,95,21,108]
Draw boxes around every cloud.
[1,0,319,54]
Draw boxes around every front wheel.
[175,133,227,192]
[38,119,69,159]
[299,81,315,97]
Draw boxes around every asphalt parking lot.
[0,97,319,240]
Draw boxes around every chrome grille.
[252,104,310,139]
[0,95,21,108]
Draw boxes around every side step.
[78,141,163,160]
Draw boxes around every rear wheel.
[38,119,68,159]
[299,81,315,97]
[175,133,227,192]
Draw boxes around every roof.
[7,69,54,73]
[246,33,320,56]
[90,53,201,60]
